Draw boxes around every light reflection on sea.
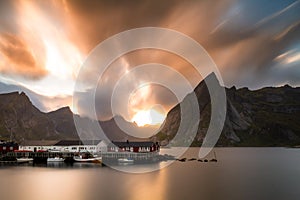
[0,148,300,200]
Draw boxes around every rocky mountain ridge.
[0,74,299,147]
[157,73,300,146]
[0,92,155,142]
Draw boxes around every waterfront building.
[108,141,160,153]
[18,140,107,153]
[0,141,18,153]
[53,140,107,153]
[18,140,58,152]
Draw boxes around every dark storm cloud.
[66,0,300,119]
[62,0,300,87]
[63,0,181,53]
[202,0,300,88]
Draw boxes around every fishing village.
[0,140,162,165]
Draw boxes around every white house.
[19,140,107,153]
[53,140,107,153]
[19,140,58,152]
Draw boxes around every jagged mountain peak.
[0,91,31,102]
[158,74,300,147]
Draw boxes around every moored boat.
[47,157,65,162]
[118,158,134,164]
[16,157,33,163]
[73,155,102,163]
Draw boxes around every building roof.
[54,140,102,146]
[0,141,18,146]
[19,140,59,146]
[110,141,157,148]
[19,140,103,146]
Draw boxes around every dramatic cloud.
[60,0,300,88]
[0,33,47,79]
[0,0,299,119]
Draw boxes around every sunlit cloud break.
[0,0,83,97]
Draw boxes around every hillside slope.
[157,73,300,147]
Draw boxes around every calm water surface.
[0,148,300,200]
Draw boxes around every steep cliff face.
[0,92,55,140]
[157,73,300,146]
[225,85,300,146]
[48,107,79,139]
[0,92,78,141]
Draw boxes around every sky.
[0,0,300,122]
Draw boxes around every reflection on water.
[45,162,103,169]
[0,167,91,200]
[0,148,300,200]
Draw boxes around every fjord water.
[0,148,299,200]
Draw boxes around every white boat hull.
[17,158,33,163]
[47,157,65,162]
[118,158,134,163]
[73,156,102,163]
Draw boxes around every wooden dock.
[1,152,78,163]
[100,152,159,163]
[0,151,160,163]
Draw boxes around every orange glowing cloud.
[0,33,47,79]
[0,0,83,98]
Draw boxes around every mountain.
[0,92,158,143]
[0,75,299,147]
[0,92,78,142]
[0,81,72,113]
[99,115,158,141]
[156,73,300,147]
